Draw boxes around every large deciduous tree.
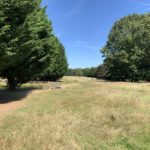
[102,14,150,81]
[0,0,54,90]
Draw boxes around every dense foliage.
[39,35,68,81]
[96,65,108,79]
[0,0,68,90]
[102,14,150,81]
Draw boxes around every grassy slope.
[0,77,150,150]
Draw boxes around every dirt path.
[0,90,31,116]
[0,100,25,115]
[0,77,92,116]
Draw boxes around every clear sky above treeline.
[42,0,150,68]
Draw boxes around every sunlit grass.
[0,77,150,150]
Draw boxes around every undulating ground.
[0,77,150,150]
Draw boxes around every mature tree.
[102,14,150,81]
[96,64,108,79]
[40,35,68,81]
[87,67,97,77]
[0,0,54,90]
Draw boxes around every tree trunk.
[7,77,17,91]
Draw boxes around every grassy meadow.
[0,77,150,150]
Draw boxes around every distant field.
[0,77,150,150]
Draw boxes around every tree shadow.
[96,79,150,83]
[0,87,40,104]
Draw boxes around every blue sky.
[42,0,150,68]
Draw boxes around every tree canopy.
[0,0,68,90]
[102,14,150,81]
[40,35,68,81]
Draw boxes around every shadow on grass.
[0,87,41,104]
[96,79,149,83]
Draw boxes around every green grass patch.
[0,77,150,150]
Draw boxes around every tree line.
[66,67,98,77]
[66,65,107,79]
[0,0,68,90]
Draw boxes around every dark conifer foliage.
[0,0,68,90]
[40,35,68,81]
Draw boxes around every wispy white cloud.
[84,45,100,50]
[127,0,150,12]
[65,0,87,18]
[138,1,150,11]
[73,40,100,50]
[55,32,64,38]
[136,1,150,6]
[53,0,86,19]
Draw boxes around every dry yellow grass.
[0,77,150,150]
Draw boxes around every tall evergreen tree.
[40,35,68,81]
[0,0,54,90]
